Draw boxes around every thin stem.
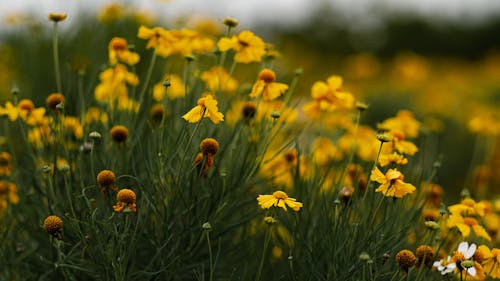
[206,230,214,281]
[255,225,271,281]
[175,112,205,185]
[138,51,158,108]
[362,141,385,201]
[338,110,361,191]
[52,22,62,93]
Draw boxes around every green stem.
[138,51,158,108]
[206,230,214,281]
[52,22,62,93]
[255,225,271,281]
[337,110,361,191]
[175,113,205,185]
[362,141,385,201]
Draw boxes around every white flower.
[432,242,477,277]
[433,256,455,275]
[457,241,476,259]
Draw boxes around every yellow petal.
[182,106,203,123]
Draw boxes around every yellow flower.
[378,110,421,138]
[201,66,238,93]
[108,37,140,65]
[113,189,137,213]
[0,180,19,206]
[97,3,124,23]
[257,191,303,211]
[446,213,491,241]
[311,137,342,166]
[302,75,355,118]
[0,152,12,176]
[378,152,408,167]
[217,30,266,63]
[62,116,83,139]
[249,68,288,101]
[25,107,49,127]
[182,94,224,124]
[153,74,185,101]
[370,167,416,198]
[481,246,500,278]
[85,107,109,124]
[138,25,169,50]
[0,101,19,121]
[138,26,214,58]
[382,130,419,156]
[94,64,139,106]
[448,197,487,218]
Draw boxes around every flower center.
[112,39,127,51]
[273,191,288,200]
[258,69,276,83]
[463,217,478,226]
[238,38,249,47]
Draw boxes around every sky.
[1,0,500,29]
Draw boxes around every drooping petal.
[182,106,204,123]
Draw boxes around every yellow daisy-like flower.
[0,152,13,176]
[378,110,421,138]
[0,180,19,205]
[201,66,238,93]
[113,189,137,213]
[249,68,288,101]
[480,246,500,278]
[0,101,20,121]
[446,213,491,241]
[138,25,170,50]
[378,152,409,167]
[302,75,355,119]
[257,191,303,212]
[370,167,416,198]
[217,30,266,63]
[182,94,224,124]
[152,74,185,101]
[108,37,140,66]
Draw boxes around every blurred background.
[0,0,499,201]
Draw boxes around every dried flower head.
[97,170,118,195]
[242,102,257,120]
[48,13,68,22]
[46,93,65,112]
[43,215,63,239]
[416,245,434,267]
[223,17,239,28]
[150,104,165,122]
[110,125,128,143]
[18,99,35,113]
[113,189,137,213]
[200,138,219,155]
[395,249,416,272]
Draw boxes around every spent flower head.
[113,189,137,213]
[43,215,63,239]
